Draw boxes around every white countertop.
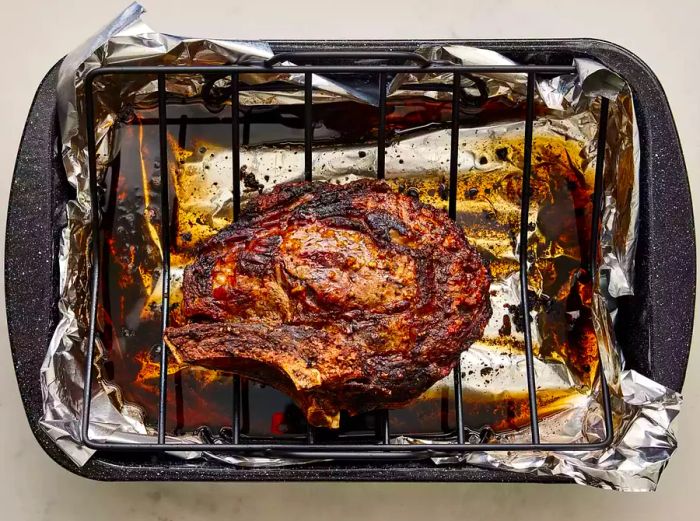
[1,1,698,518]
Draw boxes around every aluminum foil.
[394,370,681,491]
[41,2,682,490]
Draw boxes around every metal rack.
[80,50,614,458]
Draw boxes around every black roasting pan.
[5,39,695,482]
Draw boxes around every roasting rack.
[80,50,614,459]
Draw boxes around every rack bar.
[448,72,466,444]
[377,71,387,179]
[79,77,101,445]
[304,72,313,181]
[519,72,540,443]
[372,70,391,444]
[86,65,578,80]
[242,114,251,145]
[267,451,427,460]
[303,71,317,445]
[264,51,431,68]
[177,115,188,147]
[156,73,171,444]
[453,370,465,444]
[375,410,390,444]
[80,438,614,453]
[590,97,610,278]
[230,376,241,444]
[230,72,242,444]
[590,97,614,443]
[231,73,241,220]
[174,114,188,435]
[448,72,461,220]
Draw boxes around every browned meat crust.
[164,179,491,428]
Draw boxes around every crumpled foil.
[40,2,682,490]
[394,370,681,491]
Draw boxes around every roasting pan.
[5,39,695,482]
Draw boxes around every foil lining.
[41,2,681,490]
[394,370,681,491]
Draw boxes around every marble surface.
[0,0,698,518]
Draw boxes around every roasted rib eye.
[164,179,491,428]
